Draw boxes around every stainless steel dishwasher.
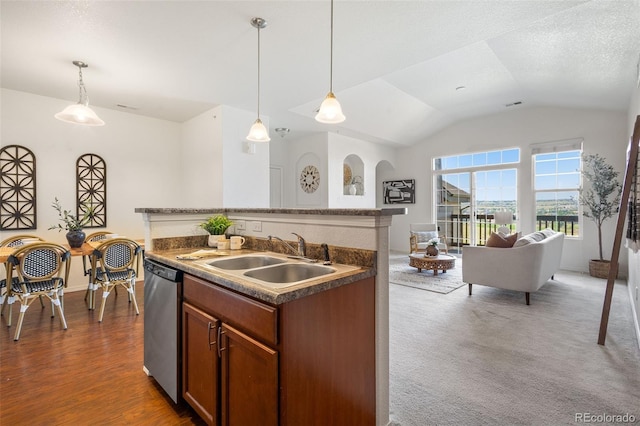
[143,258,183,403]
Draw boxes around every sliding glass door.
[434,149,519,252]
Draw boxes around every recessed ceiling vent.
[505,101,523,107]
[117,104,139,110]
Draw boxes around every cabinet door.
[220,323,278,426]
[182,302,220,426]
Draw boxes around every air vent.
[505,101,523,107]
[116,104,139,110]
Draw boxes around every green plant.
[578,154,622,261]
[200,215,233,235]
[49,197,95,232]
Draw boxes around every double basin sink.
[195,254,359,289]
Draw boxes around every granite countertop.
[145,247,375,305]
[135,207,406,216]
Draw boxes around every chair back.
[85,231,114,243]
[7,242,71,286]
[92,238,141,276]
[82,231,115,275]
[1,234,45,248]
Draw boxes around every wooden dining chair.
[89,238,142,322]
[5,242,71,340]
[1,235,46,316]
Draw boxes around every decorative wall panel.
[0,145,37,230]
[76,154,106,228]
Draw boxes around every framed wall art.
[383,179,415,204]
[0,144,37,230]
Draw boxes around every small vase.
[425,245,439,257]
[66,230,86,248]
[348,184,357,195]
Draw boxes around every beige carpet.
[389,254,465,294]
[388,257,640,425]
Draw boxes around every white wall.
[1,88,183,290]
[269,131,397,208]
[181,106,223,206]
[221,106,270,208]
[327,132,396,208]
[180,105,269,208]
[383,106,628,276]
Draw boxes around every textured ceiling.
[2,1,639,147]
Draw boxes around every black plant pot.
[66,230,86,248]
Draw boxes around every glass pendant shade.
[55,61,105,126]
[246,118,270,142]
[315,91,345,124]
[55,103,105,126]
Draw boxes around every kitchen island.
[136,207,405,426]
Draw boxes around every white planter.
[208,235,223,248]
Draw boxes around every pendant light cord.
[329,0,334,92]
[257,23,261,117]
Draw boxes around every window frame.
[531,138,583,239]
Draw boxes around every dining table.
[0,240,145,263]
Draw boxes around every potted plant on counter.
[49,197,95,248]
[200,215,233,247]
[578,154,622,278]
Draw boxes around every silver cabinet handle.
[217,326,226,358]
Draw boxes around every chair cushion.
[486,232,518,248]
[411,231,438,243]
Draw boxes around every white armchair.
[409,223,448,254]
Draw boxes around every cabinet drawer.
[184,274,278,346]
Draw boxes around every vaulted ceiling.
[2,1,639,147]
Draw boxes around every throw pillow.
[540,228,556,238]
[486,232,516,248]
[411,231,438,243]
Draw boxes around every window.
[433,148,520,250]
[532,139,582,237]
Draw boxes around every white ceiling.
[2,0,639,147]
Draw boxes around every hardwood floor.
[0,283,206,425]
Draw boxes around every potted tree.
[578,154,622,278]
[49,197,95,248]
[200,215,233,247]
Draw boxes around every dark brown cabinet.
[221,323,278,425]
[182,303,219,425]
[182,272,376,425]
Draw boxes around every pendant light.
[55,61,105,126]
[315,0,345,124]
[246,17,270,142]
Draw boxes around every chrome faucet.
[291,233,306,257]
[268,233,315,261]
[267,235,301,257]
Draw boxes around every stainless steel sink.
[205,255,287,270]
[243,263,335,284]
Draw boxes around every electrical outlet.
[249,221,262,232]
[235,220,246,231]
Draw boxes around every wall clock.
[300,165,320,193]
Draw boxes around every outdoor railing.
[445,214,579,247]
